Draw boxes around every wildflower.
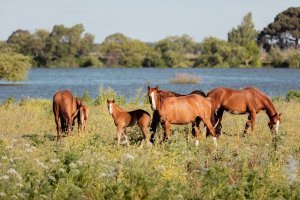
[59,168,66,173]
[124,153,134,161]
[76,160,83,166]
[1,156,8,160]
[0,192,6,197]
[157,165,166,171]
[7,168,22,181]
[50,159,60,164]
[48,175,56,182]
[69,162,77,169]
[0,175,9,180]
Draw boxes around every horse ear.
[155,85,158,90]
[147,85,150,91]
[107,99,109,104]
[112,99,115,103]
[278,113,282,117]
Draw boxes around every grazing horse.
[107,99,151,145]
[53,90,81,141]
[207,87,281,136]
[147,86,217,146]
[76,99,90,134]
[148,86,206,142]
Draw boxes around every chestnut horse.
[147,86,217,146]
[76,99,90,134]
[107,99,151,145]
[148,86,206,142]
[53,90,81,141]
[207,87,281,136]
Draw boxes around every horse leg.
[117,126,123,145]
[150,110,160,143]
[194,117,201,146]
[67,117,73,136]
[123,128,129,146]
[139,122,151,146]
[165,121,171,141]
[243,111,256,135]
[55,115,61,141]
[202,117,218,147]
[250,111,256,131]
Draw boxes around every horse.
[148,85,206,143]
[207,87,281,136]
[76,99,90,134]
[147,86,217,146]
[107,99,151,145]
[52,90,81,141]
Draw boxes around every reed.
[169,73,201,84]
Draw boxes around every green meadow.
[0,91,299,199]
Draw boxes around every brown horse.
[76,99,90,134]
[53,90,81,141]
[107,99,151,145]
[207,87,281,136]
[148,86,206,143]
[147,86,217,146]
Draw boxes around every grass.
[0,91,299,199]
[169,73,201,84]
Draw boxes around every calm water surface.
[0,68,299,101]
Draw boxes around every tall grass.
[169,73,201,84]
[0,90,299,199]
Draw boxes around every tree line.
[0,7,299,81]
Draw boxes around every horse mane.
[158,89,206,97]
[246,87,277,117]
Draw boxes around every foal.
[77,101,90,134]
[107,99,151,145]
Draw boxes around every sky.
[1,0,299,43]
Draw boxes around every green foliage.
[286,50,300,68]
[228,12,258,46]
[169,73,201,84]
[286,90,300,102]
[94,85,126,106]
[0,52,32,81]
[79,56,103,68]
[258,7,300,50]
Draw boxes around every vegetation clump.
[169,73,201,84]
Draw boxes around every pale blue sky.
[1,0,299,43]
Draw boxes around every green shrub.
[94,85,126,106]
[286,90,300,102]
[287,50,300,68]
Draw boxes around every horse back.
[53,90,77,119]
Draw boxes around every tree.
[99,33,152,67]
[228,12,258,46]
[0,52,32,81]
[7,29,32,54]
[258,7,300,50]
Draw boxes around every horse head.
[147,85,159,110]
[107,99,115,115]
[268,113,281,133]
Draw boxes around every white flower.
[0,192,6,197]
[0,175,9,180]
[7,168,22,181]
[1,156,8,160]
[69,162,77,169]
[124,153,134,161]
[48,175,56,182]
[59,168,66,173]
[76,160,83,166]
[50,159,60,164]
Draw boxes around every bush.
[286,90,300,102]
[0,52,32,81]
[94,85,126,106]
[286,50,300,68]
[169,73,201,84]
[79,56,103,68]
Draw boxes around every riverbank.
[0,98,299,199]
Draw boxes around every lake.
[0,68,299,101]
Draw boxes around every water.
[0,68,299,101]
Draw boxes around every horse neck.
[111,104,125,119]
[260,94,277,119]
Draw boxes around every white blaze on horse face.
[109,103,113,114]
[275,120,280,133]
[151,92,156,110]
